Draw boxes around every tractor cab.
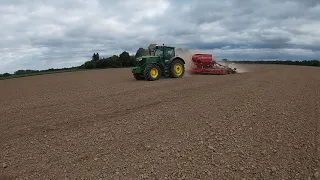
[149,45,175,60]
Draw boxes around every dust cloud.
[175,48,207,77]
[230,63,249,73]
[218,61,250,73]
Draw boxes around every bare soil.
[0,64,319,180]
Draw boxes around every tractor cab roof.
[148,44,175,52]
[154,45,175,49]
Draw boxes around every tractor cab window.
[166,48,174,57]
[155,48,163,57]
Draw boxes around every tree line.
[229,59,320,66]
[0,47,149,78]
[79,47,148,69]
[0,47,319,78]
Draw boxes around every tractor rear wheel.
[169,59,185,78]
[133,73,144,80]
[144,63,161,81]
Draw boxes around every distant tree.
[92,53,96,61]
[130,55,137,66]
[95,60,105,68]
[119,51,131,67]
[92,53,99,61]
[108,55,121,68]
[14,70,26,75]
[84,61,94,69]
[2,73,11,77]
[135,48,148,58]
[96,53,99,60]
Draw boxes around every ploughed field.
[0,64,319,180]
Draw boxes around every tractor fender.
[170,57,185,64]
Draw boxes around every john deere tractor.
[132,44,185,81]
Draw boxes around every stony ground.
[0,64,319,180]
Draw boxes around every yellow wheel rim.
[150,68,158,78]
[174,63,183,76]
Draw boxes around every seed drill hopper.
[188,54,237,75]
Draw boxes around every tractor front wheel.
[169,59,185,78]
[144,63,161,81]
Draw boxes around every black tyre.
[133,73,144,80]
[144,63,161,81]
[169,59,185,78]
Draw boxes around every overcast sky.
[1,0,320,73]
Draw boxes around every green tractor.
[132,44,186,81]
